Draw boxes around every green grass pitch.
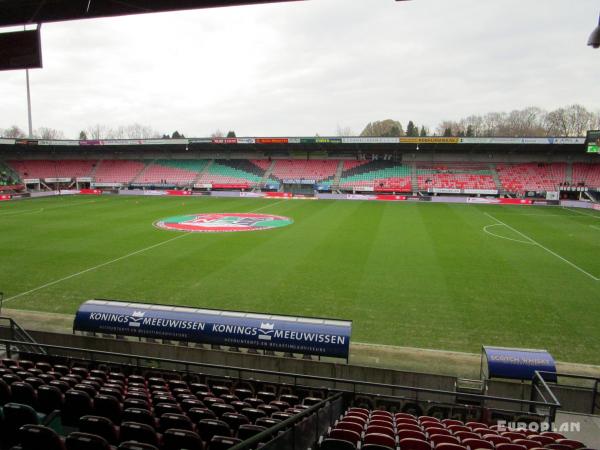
[1,195,599,364]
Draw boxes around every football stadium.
[1,1,600,450]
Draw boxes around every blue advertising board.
[74,300,352,359]
[482,346,557,382]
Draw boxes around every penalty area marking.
[3,199,288,304]
[484,212,599,282]
[482,224,534,245]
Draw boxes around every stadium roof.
[0,0,306,27]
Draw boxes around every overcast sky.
[0,0,599,138]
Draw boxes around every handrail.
[0,338,560,410]
[0,317,46,355]
[228,392,343,450]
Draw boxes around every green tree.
[226,130,236,138]
[420,126,427,137]
[466,125,474,137]
[79,130,87,140]
[443,128,453,137]
[406,121,419,137]
[172,131,185,139]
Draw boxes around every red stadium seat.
[335,420,365,435]
[399,437,432,450]
[554,441,586,450]
[329,428,361,446]
[430,434,460,446]
[398,430,427,441]
[461,438,494,450]
[364,432,397,449]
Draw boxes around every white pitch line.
[561,206,600,219]
[3,199,287,303]
[591,225,600,231]
[484,212,599,281]
[482,224,533,245]
[0,199,100,216]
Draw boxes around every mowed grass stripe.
[1,196,600,364]
[2,197,286,307]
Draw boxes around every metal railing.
[0,338,561,422]
[0,317,46,355]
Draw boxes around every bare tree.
[86,124,109,140]
[3,125,26,138]
[35,127,65,140]
[336,125,354,136]
[211,130,224,138]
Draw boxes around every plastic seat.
[3,402,40,447]
[257,403,279,416]
[397,423,422,432]
[335,420,364,435]
[181,398,205,412]
[540,432,565,440]
[398,429,426,441]
[24,376,45,389]
[73,383,97,398]
[399,437,432,450]
[65,432,112,450]
[163,428,204,450]
[100,386,123,402]
[529,435,554,445]
[0,377,11,405]
[546,445,576,450]
[555,440,586,450]
[237,423,266,440]
[366,425,395,438]
[513,439,544,450]
[63,389,93,426]
[122,407,156,429]
[256,391,276,403]
[221,411,250,431]
[154,402,182,417]
[241,407,266,422]
[455,431,481,442]
[79,415,119,445]
[369,419,394,428]
[211,402,237,417]
[207,435,243,450]
[442,420,464,427]
[435,444,468,450]
[342,415,366,426]
[19,424,66,450]
[364,432,396,449]
[428,428,452,437]
[197,418,232,442]
[319,438,357,450]
[119,421,160,446]
[37,384,64,414]
[159,412,195,432]
[462,438,494,450]
[431,434,460,446]
[49,380,71,393]
[484,434,511,445]
[93,393,122,424]
[189,407,217,422]
[495,444,528,450]
[118,442,160,450]
[10,381,37,407]
[501,432,528,441]
[329,428,361,446]
[123,397,150,411]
